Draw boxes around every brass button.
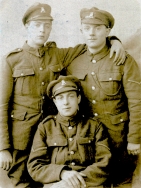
[120,118,123,122]
[94,113,98,117]
[42,82,45,85]
[40,67,43,71]
[109,77,113,81]
[54,143,57,146]
[71,162,75,166]
[92,59,96,63]
[89,140,91,143]
[92,100,96,104]
[42,96,45,99]
[11,115,14,118]
[68,126,73,130]
[70,151,75,155]
[69,138,73,141]
[91,72,95,75]
[21,73,24,76]
[92,86,95,90]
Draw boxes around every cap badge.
[41,7,46,13]
[61,80,66,86]
[85,12,94,19]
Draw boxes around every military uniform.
[67,35,141,186]
[66,7,141,186]
[0,40,87,187]
[27,75,111,188]
[27,113,111,188]
[0,3,123,187]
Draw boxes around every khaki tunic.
[0,42,86,151]
[27,113,111,187]
[67,45,141,145]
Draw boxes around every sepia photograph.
[0,0,141,187]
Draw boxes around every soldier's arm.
[80,122,111,186]
[122,55,141,153]
[0,56,13,151]
[27,122,68,184]
[57,36,125,68]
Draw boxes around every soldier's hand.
[0,150,12,171]
[127,143,140,155]
[61,170,86,188]
[110,40,126,65]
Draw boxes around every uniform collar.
[23,42,47,57]
[56,112,81,127]
[86,44,110,62]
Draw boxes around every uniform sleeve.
[57,44,87,68]
[122,54,141,144]
[27,123,67,184]
[0,56,13,151]
[57,36,121,68]
[80,122,111,187]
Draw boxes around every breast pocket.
[98,72,122,95]
[47,135,68,164]
[47,135,67,147]
[12,68,35,95]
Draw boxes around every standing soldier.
[0,3,125,188]
[67,7,141,188]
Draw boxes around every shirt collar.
[56,112,81,127]
[23,42,47,57]
[86,44,110,62]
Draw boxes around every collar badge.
[41,7,46,13]
[85,12,94,18]
[61,80,66,86]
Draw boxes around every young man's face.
[81,23,111,50]
[53,91,81,118]
[25,20,52,48]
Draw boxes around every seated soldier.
[27,75,111,188]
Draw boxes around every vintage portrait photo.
[0,0,141,187]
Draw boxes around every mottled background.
[0,0,141,187]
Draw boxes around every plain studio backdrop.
[0,0,141,188]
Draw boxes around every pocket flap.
[49,65,62,72]
[78,137,94,144]
[110,111,129,125]
[13,68,35,77]
[11,110,27,120]
[99,72,122,81]
[47,136,67,146]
